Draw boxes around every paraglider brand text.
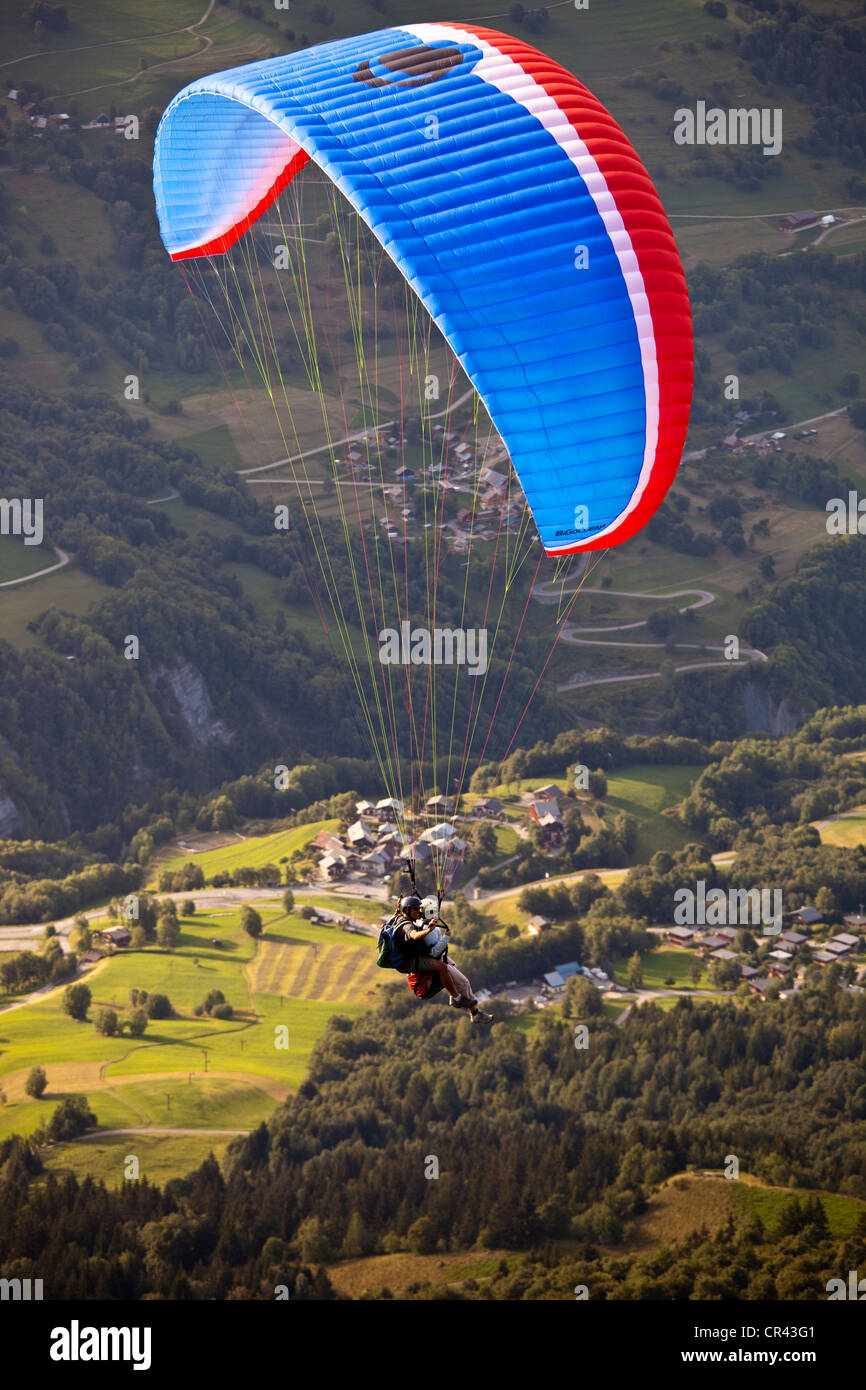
[379,621,488,676]
[0,497,43,545]
[673,102,783,157]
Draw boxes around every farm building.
[94,926,131,947]
[778,210,817,232]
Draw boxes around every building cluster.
[344,419,523,552]
[667,905,866,998]
[314,794,473,883]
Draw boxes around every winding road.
[533,572,766,691]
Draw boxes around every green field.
[151,819,339,882]
[818,815,866,848]
[40,1132,235,1189]
[0,561,111,649]
[0,902,375,1179]
[616,946,712,992]
[737,1184,866,1238]
[606,764,703,820]
[0,1073,275,1144]
[0,536,54,583]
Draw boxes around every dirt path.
[0,546,69,588]
[45,0,217,101]
[72,1126,249,1139]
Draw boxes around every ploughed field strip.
[249,937,380,1001]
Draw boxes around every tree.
[127,1008,148,1037]
[94,1007,119,1036]
[241,906,263,938]
[146,993,171,1019]
[564,975,603,1019]
[341,1210,369,1258]
[815,886,835,913]
[297,1215,331,1263]
[48,1096,96,1141]
[156,913,179,949]
[62,982,91,1021]
[627,951,643,989]
[69,916,92,952]
[406,1215,437,1255]
[282,888,295,913]
[25,1066,47,1098]
[182,899,196,916]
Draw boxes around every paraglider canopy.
[153,21,692,556]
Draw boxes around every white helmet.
[419,894,440,921]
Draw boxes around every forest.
[2,984,865,1299]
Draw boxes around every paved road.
[533,574,766,691]
[238,385,478,478]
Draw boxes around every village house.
[709,947,737,963]
[843,914,866,932]
[748,977,775,999]
[421,820,457,845]
[400,838,432,868]
[695,933,728,954]
[360,849,388,877]
[528,915,551,936]
[668,925,696,948]
[313,829,344,855]
[780,930,807,949]
[528,797,563,846]
[824,938,852,957]
[346,820,375,850]
[425,794,455,817]
[319,852,347,881]
[93,926,131,947]
[355,799,376,819]
[767,959,792,979]
[812,949,838,967]
[375,796,404,823]
[555,961,580,980]
[543,971,565,994]
[472,797,504,820]
[790,905,823,927]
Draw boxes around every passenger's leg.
[417,955,460,998]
